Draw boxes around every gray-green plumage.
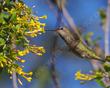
[56,27,104,62]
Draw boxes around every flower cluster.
[0,0,46,85]
[75,70,103,82]
[75,71,96,81]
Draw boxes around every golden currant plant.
[0,0,46,84]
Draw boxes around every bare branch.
[105,0,110,57]
[11,32,18,88]
[62,7,81,39]
[50,35,60,88]
[12,72,18,88]
[102,0,110,87]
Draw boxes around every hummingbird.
[56,27,105,62]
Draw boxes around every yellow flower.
[16,67,33,82]
[25,30,39,37]
[18,78,23,86]
[17,17,21,21]
[16,67,23,75]
[4,8,15,14]
[25,77,32,82]
[75,71,95,81]
[28,72,33,76]
[29,20,36,26]
[22,15,29,20]
[28,45,45,56]
[16,2,24,8]
[39,15,47,19]
[18,49,29,56]
[35,15,47,20]
[21,60,26,63]
[16,57,26,63]
[25,72,33,76]
[40,23,46,26]
[95,71,102,77]
[9,8,15,14]
[0,62,3,67]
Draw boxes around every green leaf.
[103,62,110,71]
[0,53,6,62]
[106,56,110,62]
[2,58,7,63]
[84,32,93,45]
[99,9,106,19]
[95,79,105,88]
[0,13,11,24]
[93,37,101,44]
[0,38,5,46]
[15,25,21,29]
[0,14,6,24]
[5,0,10,4]
[10,12,17,22]
[99,9,106,26]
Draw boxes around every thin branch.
[12,71,18,88]
[11,31,18,88]
[105,0,110,57]
[102,0,110,87]
[62,7,81,39]
[56,9,63,28]
[50,36,60,88]
[55,0,67,28]
[47,1,62,88]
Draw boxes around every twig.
[105,0,110,57]
[12,71,18,88]
[62,7,81,39]
[102,0,110,87]
[56,9,63,28]
[11,20,18,88]
[47,1,62,88]
[50,36,60,88]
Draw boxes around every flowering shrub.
[0,0,46,84]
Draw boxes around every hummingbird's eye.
[59,27,63,30]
